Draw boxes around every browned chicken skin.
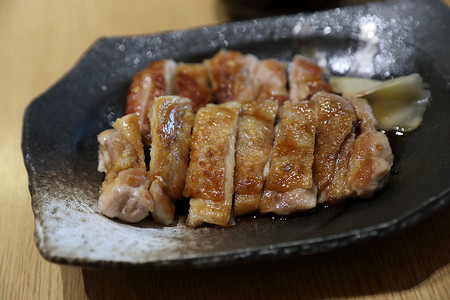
[98,114,146,187]
[344,97,394,198]
[260,100,317,215]
[184,102,241,227]
[289,55,332,101]
[146,96,195,225]
[149,96,195,202]
[311,92,393,204]
[205,49,258,103]
[174,63,214,112]
[253,59,289,104]
[234,99,279,216]
[310,92,357,203]
[125,60,176,147]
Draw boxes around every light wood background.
[1,0,449,299]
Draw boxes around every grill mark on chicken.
[174,63,214,112]
[97,114,153,223]
[289,55,332,101]
[260,100,317,215]
[184,102,241,227]
[234,99,279,216]
[205,49,258,103]
[125,60,176,147]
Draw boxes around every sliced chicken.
[260,100,317,215]
[289,55,331,101]
[311,92,393,204]
[344,97,394,198]
[125,60,176,147]
[184,102,241,227]
[149,177,176,226]
[310,91,357,203]
[205,49,258,103]
[318,131,356,202]
[234,99,279,216]
[100,50,395,226]
[174,63,214,112]
[97,129,116,174]
[98,168,153,223]
[253,59,289,104]
[148,96,195,202]
[97,114,153,223]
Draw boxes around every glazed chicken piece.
[184,102,241,227]
[149,96,194,194]
[253,59,289,104]
[174,63,214,112]
[205,49,258,103]
[97,114,153,223]
[342,97,393,198]
[310,91,357,203]
[147,96,194,225]
[234,99,279,216]
[289,55,331,101]
[125,59,176,147]
[318,130,356,203]
[260,100,317,215]
[311,92,393,203]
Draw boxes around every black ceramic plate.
[22,0,450,269]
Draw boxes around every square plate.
[22,0,450,269]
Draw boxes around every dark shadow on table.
[60,206,449,299]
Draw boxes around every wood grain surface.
[1,0,449,299]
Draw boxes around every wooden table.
[1,0,449,299]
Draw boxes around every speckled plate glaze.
[22,0,450,269]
